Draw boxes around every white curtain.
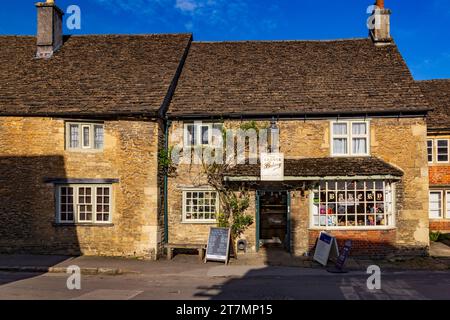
[352,123,367,154]
[352,123,366,135]
[352,138,367,154]
[333,123,347,135]
[333,123,348,154]
[333,138,347,154]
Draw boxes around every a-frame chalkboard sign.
[204,227,231,264]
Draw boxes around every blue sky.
[1,0,449,80]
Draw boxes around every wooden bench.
[165,243,207,261]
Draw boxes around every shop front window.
[311,180,394,228]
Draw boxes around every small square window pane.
[94,125,104,149]
[186,125,195,146]
[201,126,209,145]
[352,123,366,135]
[333,123,347,135]
[352,138,367,154]
[83,126,90,147]
[69,124,80,148]
[333,138,347,154]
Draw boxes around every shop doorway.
[256,190,290,252]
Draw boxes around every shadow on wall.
[0,156,80,256]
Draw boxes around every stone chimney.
[35,0,64,58]
[370,0,392,45]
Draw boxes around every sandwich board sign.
[205,227,231,264]
[313,231,339,266]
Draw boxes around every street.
[0,266,449,300]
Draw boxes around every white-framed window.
[436,139,449,163]
[66,122,104,151]
[311,180,394,228]
[182,189,219,223]
[183,122,223,147]
[446,191,450,220]
[427,139,433,163]
[429,191,443,219]
[56,185,112,224]
[331,121,369,156]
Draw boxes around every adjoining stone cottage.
[418,80,450,233]
[0,0,433,259]
[0,1,192,259]
[166,1,431,257]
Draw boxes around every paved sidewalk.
[0,241,449,275]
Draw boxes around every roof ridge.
[192,37,371,44]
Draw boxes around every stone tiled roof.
[0,34,192,116]
[225,157,403,178]
[169,39,429,117]
[417,79,450,130]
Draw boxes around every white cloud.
[93,0,282,35]
[175,0,198,13]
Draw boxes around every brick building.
[418,80,450,232]
[0,0,434,258]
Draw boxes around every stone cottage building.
[0,1,192,258]
[418,80,450,233]
[165,1,431,257]
[0,0,434,259]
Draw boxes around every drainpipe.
[163,119,171,244]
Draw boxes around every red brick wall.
[308,229,397,257]
[429,166,450,185]
[430,220,450,232]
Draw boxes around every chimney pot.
[35,1,64,58]
[376,0,385,9]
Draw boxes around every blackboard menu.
[205,227,231,264]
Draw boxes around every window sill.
[330,154,371,158]
[308,226,396,231]
[65,149,104,153]
[181,220,217,225]
[53,222,114,227]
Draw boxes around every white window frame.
[182,189,219,223]
[56,184,112,224]
[435,139,449,163]
[429,190,443,219]
[330,120,370,157]
[445,191,450,220]
[183,122,222,148]
[427,139,434,163]
[66,122,104,151]
[309,180,395,230]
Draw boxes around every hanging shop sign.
[313,231,339,266]
[260,152,284,181]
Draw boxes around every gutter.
[167,109,431,121]
[224,175,402,182]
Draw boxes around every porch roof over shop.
[224,157,403,181]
